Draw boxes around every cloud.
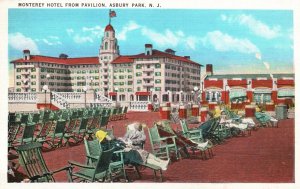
[201,30,259,54]
[221,14,281,39]
[66,26,103,44]
[263,61,270,70]
[117,21,141,40]
[35,35,62,46]
[73,35,94,43]
[8,32,40,54]
[66,28,74,36]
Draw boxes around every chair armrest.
[68,160,94,169]
[50,165,71,174]
[86,155,98,160]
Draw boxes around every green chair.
[120,106,128,120]
[148,125,174,160]
[68,147,115,182]
[8,124,20,152]
[179,119,204,142]
[83,138,127,182]
[12,122,36,148]
[16,142,70,182]
[73,117,89,143]
[35,121,53,145]
[46,119,67,148]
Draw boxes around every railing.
[51,91,70,109]
[90,102,112,108]
[95,92,112,103]
[8,92,37,103]
[129,101,149,111]
[56,92,83,102]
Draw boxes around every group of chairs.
[148,120,214,162]
[8,106,128,152]
[13,125,164,183]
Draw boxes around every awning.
[278,89,294,98]
[229,89,246,99]
[109,92,117,96]
[135,92,150,96]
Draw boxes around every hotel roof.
[11,49,201,66]
[10,56,99,65]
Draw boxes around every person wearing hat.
[96,125,170,171]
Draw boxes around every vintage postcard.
[1,0,299,189]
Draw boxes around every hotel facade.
[11,23,202,103]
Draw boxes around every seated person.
[118,122,146,150]
[96,128,170,171]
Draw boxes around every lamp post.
[193,86,200,105]
[115,87,118,106]
[42,85,48,109]
[83,86,88,108]
[167,90,170,102]
[180,90,183,103]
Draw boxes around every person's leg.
[146,153,170,170]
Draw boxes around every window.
[137,80,142,84]
[128,88,133,92]
[119,75,124,79]
[16,82,21,86]
[128,75,133,79]
[31,68,36,72]
[105,42,108,50]
[155,87,161,91]
[155,79,161,84]
[136,64,142,69]
[31,88,36,92]
[119,88,124,92]
[155,64,161,68]
[16,75,21,79]
[155,72,161,76]
[136,72,142,77]
[31,81,36,85]
[16,88,21,92]
[31,75,36,79]
[17,68,21,72]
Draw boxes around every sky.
[8,9,294,86]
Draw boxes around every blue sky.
[8,9,293,79]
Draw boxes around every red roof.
[133,49,201,66]
[135,91,150,96]
[105,24,115,32]
[10,55,99,65]
[111,56,134,64]
[111,50,201,66]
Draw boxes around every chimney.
[59,53,69,59]
[145,44,153,55]
[206,64,213,76]
[165,48,176,55]
[184,56,190,60]
[23,49,30,60]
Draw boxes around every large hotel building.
[10,23,202,102]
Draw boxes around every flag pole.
[109,9,111,25]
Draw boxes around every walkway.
[9,111,294,183]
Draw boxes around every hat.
[95,130,108,142]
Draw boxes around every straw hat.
[95,130,108,142]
